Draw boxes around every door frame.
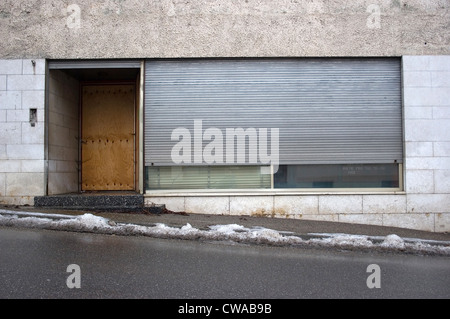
[80,81,138,191]
[46,60,145,195]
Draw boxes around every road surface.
[0,226,449,299]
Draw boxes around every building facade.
[0,0,449,232]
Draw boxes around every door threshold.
[34,192,144,212]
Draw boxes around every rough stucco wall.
[0,0,449,59]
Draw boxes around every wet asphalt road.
[0,226,449,299]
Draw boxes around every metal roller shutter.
[144,58,402,166]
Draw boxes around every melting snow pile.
[0,212,449,255]
[0,213,298,245]
[310,234,374,248]
[380,234,406,249]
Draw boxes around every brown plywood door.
[81,84,135,191]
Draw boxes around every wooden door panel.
[81,85,135,191]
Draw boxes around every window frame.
[145,163,404,194]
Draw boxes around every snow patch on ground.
[1,212,449,255]
[310,234,374,248]
[381,234,406,249]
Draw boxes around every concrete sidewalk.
[2,204,450,243]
